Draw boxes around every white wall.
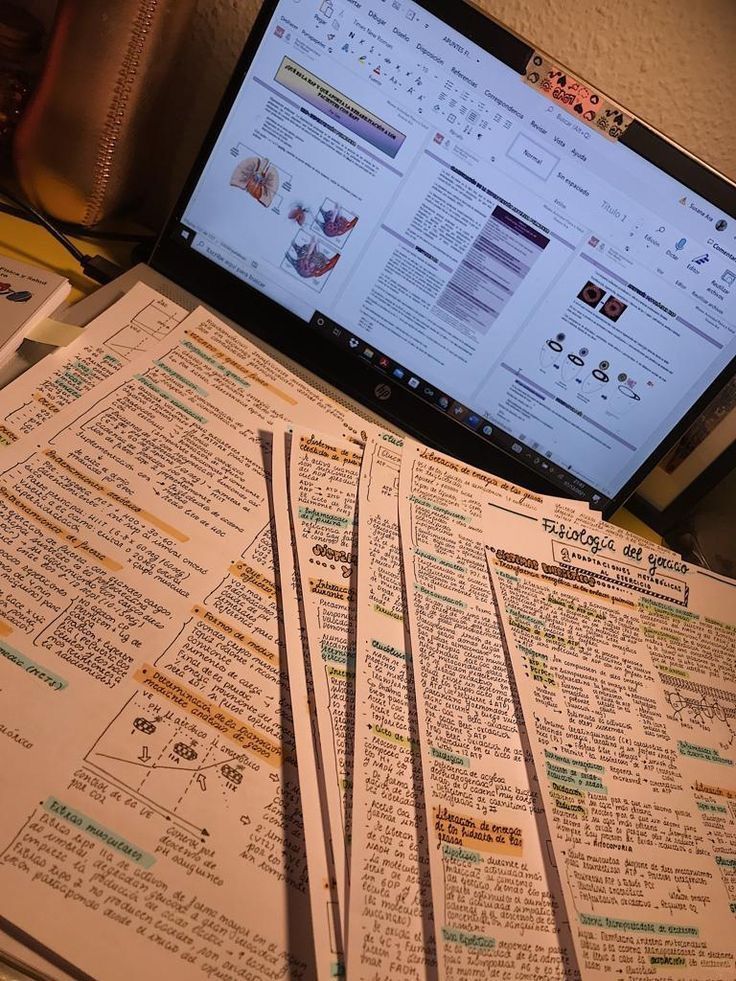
[486,0,736,181]
[178,0,735,172]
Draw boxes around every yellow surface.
[0,212,663,545]
[26,318,84,346]
[0,209,133,305]
[611,507,662,546]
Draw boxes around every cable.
[0,200,155,243]
[1,188,126,284]
[2,187,86,262]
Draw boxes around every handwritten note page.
[348,434,437,980]
[270,424,344,980]
[0,307,369,980]
[638,567,736,923]
[288,426,367,928]
[486,507,736,979]
[0,282,187,447]
[398,443,576,980]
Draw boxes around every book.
[0,255,70,366]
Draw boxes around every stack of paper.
[0,285,734,981]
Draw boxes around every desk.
[0,209,136,305]
[0,209,662,546]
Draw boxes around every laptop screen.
[172,0,736,511]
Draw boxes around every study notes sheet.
[288,425,367,928]
[348,434,437,980]
[270,424,344,980]
[0,282,186,447]
[0,307,366,980]
[486,508,736,979]
[637,566,736,930]
[398,443,577,980]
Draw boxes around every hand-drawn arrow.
[138,747,150,763]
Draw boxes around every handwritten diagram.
[86,689,261,836]
[103,297,185,363]
[663,684,736,749]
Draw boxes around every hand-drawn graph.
[103,297,185,363]
[3,298,186,436]
[312,198,359,248]
[86,688,263,836]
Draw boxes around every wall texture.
[20,0,736,219]
[485,0,736,179]
[140,0,735,220]
[178,0,735,168]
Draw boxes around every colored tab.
[229,562,277,599]
[678,741,733,766]
[26,319,84,347]
[0,641,67,691]
[442,927,495,950]
[134,664,281,766]
[43,797,154,867]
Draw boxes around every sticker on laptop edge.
[524,52,632,141]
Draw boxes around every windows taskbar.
[309,310,610,511]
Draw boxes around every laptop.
[58,0,736,520]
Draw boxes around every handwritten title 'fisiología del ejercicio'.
[541,519,689,577]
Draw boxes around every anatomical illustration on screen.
[231,155,280,207]
[313,198,359,247]
[536,328,647,422]
[288,202,311,226]
[581,360,611,395]
[282,230,341,291]
[230,144,292,211]
[578,281,605,308]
